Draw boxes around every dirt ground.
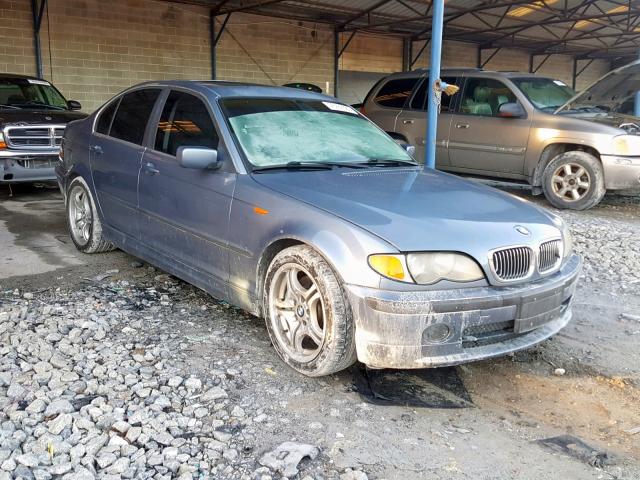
[1,183,639,480]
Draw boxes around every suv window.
[410,76,459,112]
[110,89,161,145]
[95,99,120,135]
[460,78,517,117]
[154,91,218,156]
[374,77,419,108]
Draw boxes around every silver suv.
[362,62,640,210]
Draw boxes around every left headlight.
[369,252,484,285]
[560,221,573,260]
[611,135,640,156]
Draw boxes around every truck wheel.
[264,245,357,377]
[542,151,605,210]
[66,177,115,253]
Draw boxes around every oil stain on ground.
[352,366,473,408]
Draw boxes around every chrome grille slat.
[492,246,532,282]
[4,125,65,150]
[539,239,562,273]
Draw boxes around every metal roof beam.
[337,0,395,29]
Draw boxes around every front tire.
[66,177,115,253]
[542,151,605,210]
[263,245,356,377]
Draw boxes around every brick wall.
[0,1,35,76]
[215,14,334,94]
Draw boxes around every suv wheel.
[66,177,115,253]
[263,245,357,377]
[542,151,605,210]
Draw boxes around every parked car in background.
[57,81,581,376]
[0,74,85,185]
[362,64,640,210]
[283,82,322,93]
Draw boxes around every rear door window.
[109,89,161,145]
[374,77,419,108]
[154,91,219,157]
[409,76,460,112]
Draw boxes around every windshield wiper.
[361,158,419,167]
[0,104,20,110]
[252,161,335,173]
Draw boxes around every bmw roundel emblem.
[45,116,52,121]
[514,225,531,236]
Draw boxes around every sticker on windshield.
[553,80,567,86]
[322,101,358,115]
[27,79,51,86]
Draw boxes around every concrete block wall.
[0,1,36,76]
[215,14,334,94]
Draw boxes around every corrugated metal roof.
[180,0,640,60]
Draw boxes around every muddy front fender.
[226,175,398,315]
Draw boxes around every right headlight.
[406,252,484,285]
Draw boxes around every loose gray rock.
[258,442,319,477]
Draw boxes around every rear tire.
[66,177,115,253]
[542,151,605,210]
[263,245,356,377]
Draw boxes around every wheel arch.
[532,143,601,187]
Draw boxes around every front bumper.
[602,155,640,191]
[345,254,582,369]
[0,151,59,184]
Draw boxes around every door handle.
[456,123,470,129]
[144,162,159,175]
[89,145,103,155]
[402,119,414,124]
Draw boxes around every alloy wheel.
[68,185,92,246]
[268,263,327,363]
[551,163,591,202]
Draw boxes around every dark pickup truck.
[0,74,86,184]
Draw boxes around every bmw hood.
[252,168,562,254]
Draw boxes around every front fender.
[226,176,397,314]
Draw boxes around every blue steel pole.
[635,51,640,118]
[424,0,444,169]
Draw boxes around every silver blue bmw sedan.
[56,81,581,377]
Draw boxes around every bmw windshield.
[221,98,415,169]
[0,78,69,110]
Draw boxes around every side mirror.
[498,102,526,118]
[177,147,221,170]
[400,143,416,157]
[67,100,82,110]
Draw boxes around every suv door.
[448,77,531,175]
[138,90,234,298]
[364,77,420,133]
[90,88,161,238]
[395,76,459,167]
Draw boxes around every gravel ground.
[1,186,639,480]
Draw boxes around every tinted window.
[110,89,160,145]
[95,99,119,135]
[154,91,218,156]
[374,78,419,108]
[410,76,459,112]
[460,78,517,117]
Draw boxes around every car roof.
[131,80,334,101]
[0,73,46,81]
[380,69,556,80]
